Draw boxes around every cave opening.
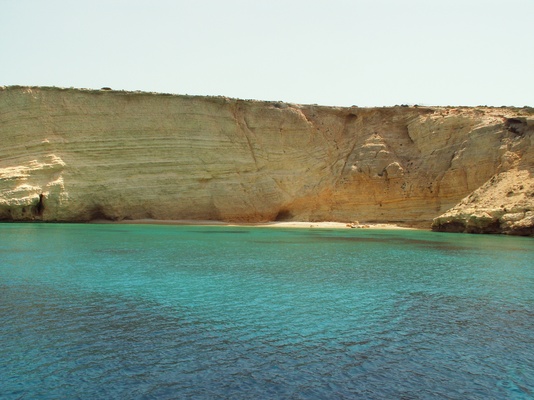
[275,209,293,221]
[33,194,45,217]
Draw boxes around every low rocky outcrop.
[432,170,534,235]
[1,86,532,235]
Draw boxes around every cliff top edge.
[1,85,532,112]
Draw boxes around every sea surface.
[1,223,533,399]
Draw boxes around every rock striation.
[1,86,533,235]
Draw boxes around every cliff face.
[1,86,533,234]
[431,119,534,236]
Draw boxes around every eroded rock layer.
[1,86,533,234]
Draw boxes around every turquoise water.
[1,224,533,399]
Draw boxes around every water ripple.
[1,225,533,399]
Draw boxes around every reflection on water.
[1,224,533,399]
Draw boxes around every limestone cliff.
[1,86,533,235]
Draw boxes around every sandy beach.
[104,219,415,230]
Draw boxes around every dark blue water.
[1,224,533,399]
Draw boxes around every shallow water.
[1,224,533,399]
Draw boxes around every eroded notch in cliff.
[345,113,358,124]
[275,209,293,221]
[504,118,528,136]
[88,205,113,221]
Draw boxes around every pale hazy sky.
[2,0,533,107]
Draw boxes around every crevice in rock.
[33,193,45,217]
[231,102,259,169]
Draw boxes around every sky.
[1,0,533,107]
